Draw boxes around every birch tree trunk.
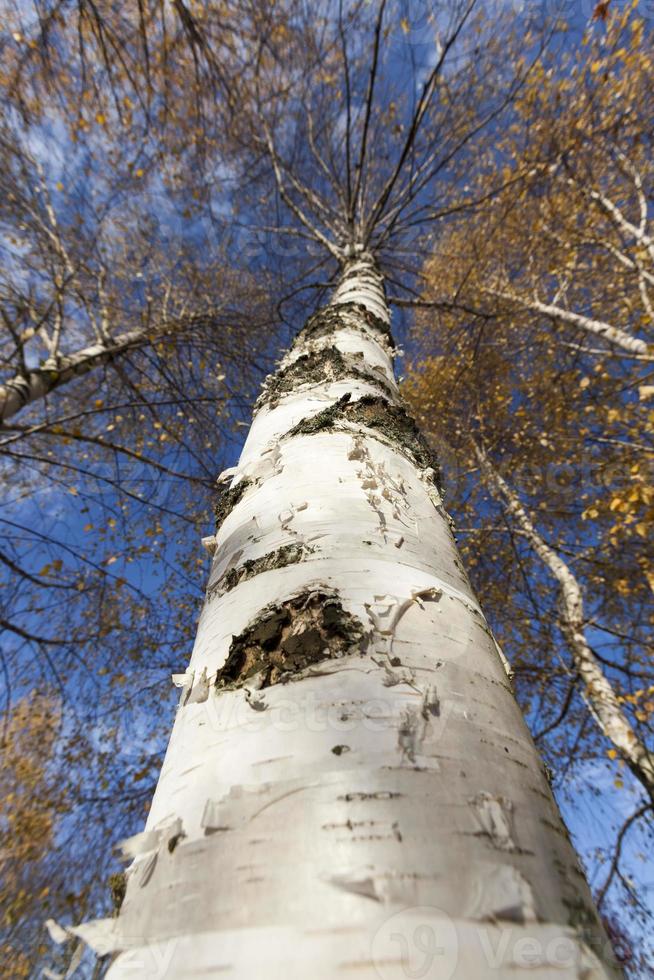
[77,254,619,978]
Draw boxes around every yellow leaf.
[606,749,618,759]
[95,112,106,125]
[400,17,410,34]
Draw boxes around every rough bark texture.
[76,254,618,978]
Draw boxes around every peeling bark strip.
[215,590,366,689]
[97,253,617,980]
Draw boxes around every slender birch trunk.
[0,328,153,424]
[484,289,651,358]
[72,255,619,978]
[0,312,207,424]
[476,445,654,803]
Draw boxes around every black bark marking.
[297,302,393,346]
[290,392,352,434]
[338,791,402,801]
[215,590,367,690]
[256,347,394,409]
[290,394,441,489]
[214,478,253,533]
[167,831,185,853]
[208,543,313,599]
[108,871,127,914]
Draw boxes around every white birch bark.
[476,446,654,803]
[71,255,619,978]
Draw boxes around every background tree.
[1,692,65,978]
[0,3,283,973]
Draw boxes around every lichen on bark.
[289,393,441,487]
[215,590,367,690]
[297,302,393,347]
[214,478,253,533]
[256,347,394,409]
[208,543,313,599]
[108,871,127,914]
